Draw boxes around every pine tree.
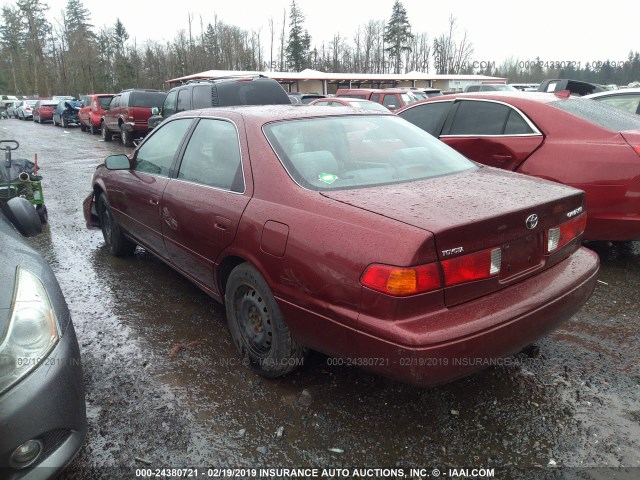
[285,0,311,72]
[384,0,413,74]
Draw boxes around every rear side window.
[398,101,452,136]
[447,101,535,135]
[129,91,166,108]
[192,85,212,109]
[550,98,640,131]
[121,91,130,107]
[592,94,640,115]
[178,119,244,192]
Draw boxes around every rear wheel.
[120,125,134,147]
[225,263,305,378]
[80,123,87,132]
[101,122,112,141]
[97,194,136,256]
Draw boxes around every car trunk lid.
[321,167,586,306]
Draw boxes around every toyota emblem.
[526,214,539,230]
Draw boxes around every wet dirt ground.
[1,118,638,480]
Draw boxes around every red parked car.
[396,92,640,241]
[82,105,599,386]
[32,99,58,124]
[79,93,114,134]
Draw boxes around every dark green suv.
[147,76,290,130]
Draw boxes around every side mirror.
[104,154,131,170]
[151,107,159,116]
[2,197,42,237]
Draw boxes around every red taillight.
[546,213,587,253]
[441,248,502,287]
[632,145,640,157]
[361,263,441,296]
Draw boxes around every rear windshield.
[216,80,290,106]
[129,91,166,108]
[264,115,475,191]
[550,98,640,131]
[98,97,113,108]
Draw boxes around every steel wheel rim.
[235,285,273,357]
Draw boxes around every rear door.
[161,118,250,291]
[440,99,544,171]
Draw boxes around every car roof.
[172,104,392,123]
[419,91,562,104]
[584,88,640,99]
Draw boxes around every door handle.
[214,216,231,231]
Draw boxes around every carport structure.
[167,68,507,95]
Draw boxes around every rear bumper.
[354,247,600,386]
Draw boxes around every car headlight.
[0,268,60,395]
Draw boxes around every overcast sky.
[3,0,638,69]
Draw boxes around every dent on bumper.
[355,247,600,386]
[0,322,86,479]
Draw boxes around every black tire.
[80,124,87,132]
[225,263,305,378]
[36,204,48,224]
[37,115,43,124]
[120,125,134,147]
[101,122,112,141]
[97,193,136,256]
[62,118,69,128]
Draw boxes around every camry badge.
[525,214,539,230]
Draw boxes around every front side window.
[133,119,192,176]
[265,115,475,191]
[163,90,177,117]
[178,119,244,192]
[176,89,191,113]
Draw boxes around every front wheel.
[225,263,305,378]
[101,123,112,141]
[97,194,136,256]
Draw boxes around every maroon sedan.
[32,99,58,124]
[79,93,114,134]
[83,106,599,386]
[396,92,640,241]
